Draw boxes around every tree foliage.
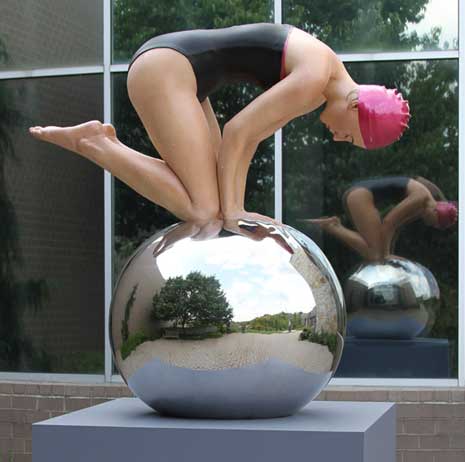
[236,311,305,332]
[151,271,233,330]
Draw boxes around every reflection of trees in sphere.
[109,220,345,418]
[344,256,440,339]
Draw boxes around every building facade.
[0,0,463,460]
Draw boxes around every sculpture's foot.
[29,120,117,157]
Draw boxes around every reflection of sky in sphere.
[156,236,315,322]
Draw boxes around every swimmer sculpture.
[301,176,458,262]
[29,23,410,224]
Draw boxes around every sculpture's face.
[320,98,365,148]
[109,220,345,418]
[422,206,440,229]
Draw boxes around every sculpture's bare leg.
[302,186,387,262]
[301,217,374,260]
[126,48,221,222]
[344,188,385,260]
[29,121,196,221]
[29,48,221,223]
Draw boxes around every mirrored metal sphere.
[344,256,440,339]
[110,220,345,418]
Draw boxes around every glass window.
[113,0,274,63]
[0,0,103,70]
[1,75,104,373]
[283,0,457,52]
[283,59,458,378]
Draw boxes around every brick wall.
[0,381,463,462]
[322,387,465,462]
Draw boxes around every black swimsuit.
[346,177,411,204]
[342,176,411,220]
[128,23,293,102]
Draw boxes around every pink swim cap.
[436,201,458,229]
[358,85,410,150]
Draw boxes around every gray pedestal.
[33,398,396,462]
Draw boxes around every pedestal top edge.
[33,398,395,434]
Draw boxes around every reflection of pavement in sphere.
[109,220,345,418]
[119,332,334,376]
[345,256,440,339]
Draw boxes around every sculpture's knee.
[189,203,221,222]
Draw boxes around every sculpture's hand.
[223,214,293,254]
[223,210,281,226]
[223,211,280,242]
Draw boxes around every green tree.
[242,311,305,332]
[151,271,233,330]
[284,0,435,52]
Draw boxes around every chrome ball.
[344,256,440,339]
[110,220,345,419]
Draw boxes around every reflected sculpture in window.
[301,176,457,262]
[300,176,455,374]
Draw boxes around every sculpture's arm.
[218,66,329,217]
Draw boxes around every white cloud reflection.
[157,236,315,322]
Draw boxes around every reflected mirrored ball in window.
[344,256,440,339]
